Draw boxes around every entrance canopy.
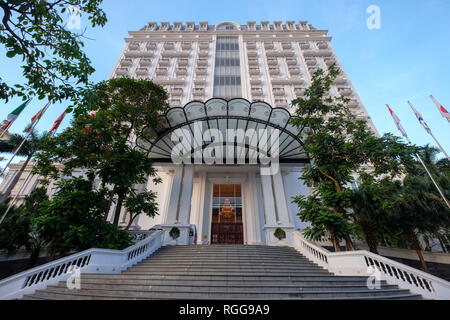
[136,98,309,163]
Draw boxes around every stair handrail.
[292,231,450,300]
[0,230,164,300]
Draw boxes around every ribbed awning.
[136,98,309,163]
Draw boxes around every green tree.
[33,77,169,226]
[0,0,107,104]
[291,64,377,251]
[0,129,47,202]
[33,177,132,257]
[0,187,48,267]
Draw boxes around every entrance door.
[211,184,243,244]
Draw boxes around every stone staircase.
[23,245,422,300]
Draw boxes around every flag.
[26,102,50,132]
[49,109,67,135]
[430,95,450,123]
[386,104,408,139]
[0,99,31,132]
[408,101,431,134]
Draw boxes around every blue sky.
[1,0,449,165]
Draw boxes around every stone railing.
[292,232,450,300]
[0,230,164,300]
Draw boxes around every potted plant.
[169,227,180,245]
[274,227,286,246]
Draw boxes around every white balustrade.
[292,231,450,300]
[0,230,164,300]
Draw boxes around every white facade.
[0,21,378,246]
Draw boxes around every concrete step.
[53,280,399,292]
[80,273,372,282]
[24,245,421,300]
[30,287,418,300]
[74,277,389,287]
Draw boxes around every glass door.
[211,184,243,244]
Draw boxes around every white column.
[178,164,194,224]
[246,172,261,244]
[272,169,291,225]
[260,172,277,226]
[194,171,207,244]
[164,165,183,224]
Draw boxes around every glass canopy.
[135,98,309,163]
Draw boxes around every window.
[213,37,242,100]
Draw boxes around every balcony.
[324,58,336,66]
[251,87,263,96]
[305,58,317,66]
[299,41,310,50]
[115,67,129,76]
[281,42,292,49]
[348,99,359,108]
[181,42,191,50]
[170,88,183,96]
[128,42,140,51]
[334,77,347,85]
[164,42,175,50]
[146,43,157,51]
[249,68,260,75]
[159,59,170,67]
[193,87,205,97]
[269,68,280,76]
[194,78,206,86]
[308,66,319,74]
[247,50,258,58]
[288,67,301,76]
[267,59,278,66]
[294,88,305,97]
[199,42,209,50]
[139,58,152,66]
[303,49,333,57]
[264,42,274,50]
[338,88,352,96]
[246,42,256,50]
[196,68,207,76]
[248,59,259,66]
[198,51,209,58]
[250,79,261,85]
[155,68,167,76]
[176,68,187,76]
[286,59,297,66]
[274,99,288,108]
[317,42,328,49]
[120,59,133,67]
[135,68,148,76]
[273,88,285,96]
[197,59,208,67]
[178,58,189,66]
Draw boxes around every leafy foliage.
[33,177,132,257]
[169,227,180,240]
[32,77,169,226]
[273,227,286,240]
[0,0,107,104]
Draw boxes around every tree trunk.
[362,226,378,254]
[345,238,355,251]
[408,230,429,273]
[329,231,342,252]
[0,154,32,203]
[112,195,124,226]
[27,244,41,268]
[125,213,137,230]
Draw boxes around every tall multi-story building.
[0,21,378,246]
[102,21,377,244]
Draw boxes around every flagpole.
[429,131,450,161]
[0,102,50,178]
[0,98,33,139]
[387,104,450,209]
[408,101,450,161]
